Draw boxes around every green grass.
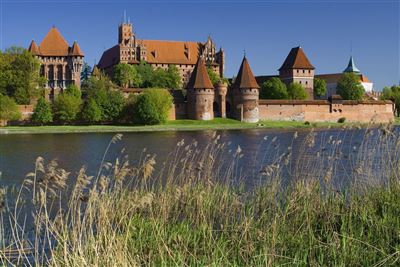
[0,118,359,134]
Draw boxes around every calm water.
[1,127,399,190]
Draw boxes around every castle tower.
[28,27,84,100]
[279,46,315,99]
[232,56,260,123]
[118,21,136,63]
[186,57,215,120]
[215,81,228,118]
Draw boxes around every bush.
[0,94,21,121]
[260,77,288,99]
[32,97,53,125]
[120,94,138,123]
[287,82,308,100]
[338,117,346,123]
[53,93,82,123]
[134,88,173,125]
[81,99,102,124]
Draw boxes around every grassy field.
[0,118,368,134]
[1,127,399,266]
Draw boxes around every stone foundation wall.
[259,100,394,123]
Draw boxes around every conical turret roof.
[279,46,315,70]
[186,57,214,89]
[233,56,260,89]
[70,41,84,56]
[39,27,70,56]
[28,40,40,55]
[343,56,361,73]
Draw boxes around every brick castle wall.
[258,100,394,123]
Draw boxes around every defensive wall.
[258,100,394,123]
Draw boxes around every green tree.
[53,93,82,123]
[336,73,365,100]
[121,94,138,123]
[135,61,155,88]
[65,84,81,99]
[81,99,102,124]
[134,89,173,125]
[0,47,45,104]
[80,62,92,83]
[113,63,141,88]
[381,85,400,116]
[313,78,327,99]
[165,65,182,89]
[0,94,21,122]
[260,78,288,99]
[31,97,53,125]
[207,68,221,86]
[101,90,125,122]
[287,82,308,100]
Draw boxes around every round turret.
[186,57,215,120]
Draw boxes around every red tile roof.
[70,41,84,56]
[233,57,260,89]
[28,40,40,55]
[39,27,70,56]
[279,46,315,70]
[29,27,84,57]
[186,57,213,89]
[141,40,201,65]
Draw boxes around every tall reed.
[0,124,399,266]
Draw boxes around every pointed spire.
[279,46,315,71]
[28,40,40,55]
[70,41,84,56]
[233,56,260,89]
[186,57,214,89]
[343,56,361,73]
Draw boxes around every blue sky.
[1,0,398,90]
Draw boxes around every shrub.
[81,99,102,124]
[121,94,138,123]
[113,63,142,88]
[0,94,21,121]
[31,97,53,125]
[338,117,346,123]
[134,88,173,125]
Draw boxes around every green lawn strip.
[0,118,379,134]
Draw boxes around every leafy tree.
[65,84,81,99]
[80,62,92,83]
[134,89,173,125]
[113,63,141,88]
[207,68,221,86]
[32,97,53,125]
[313,78,327,99]
[0,47,45,104]
[337,73,365,100]
[381,85,400,116]
[135,61,154,88]
[165,65,181,89]
[53,93,82,123]
[287,82,308,100]
[0,94,21,121]
[260,78,288,99]
[101,90,125,122]
[81,99,102,123]
[121,94,138,123]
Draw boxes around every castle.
[98,21,224,85]
[28,27,84,100]
[23,26,393,124]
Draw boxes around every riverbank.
[0,118,383,134]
